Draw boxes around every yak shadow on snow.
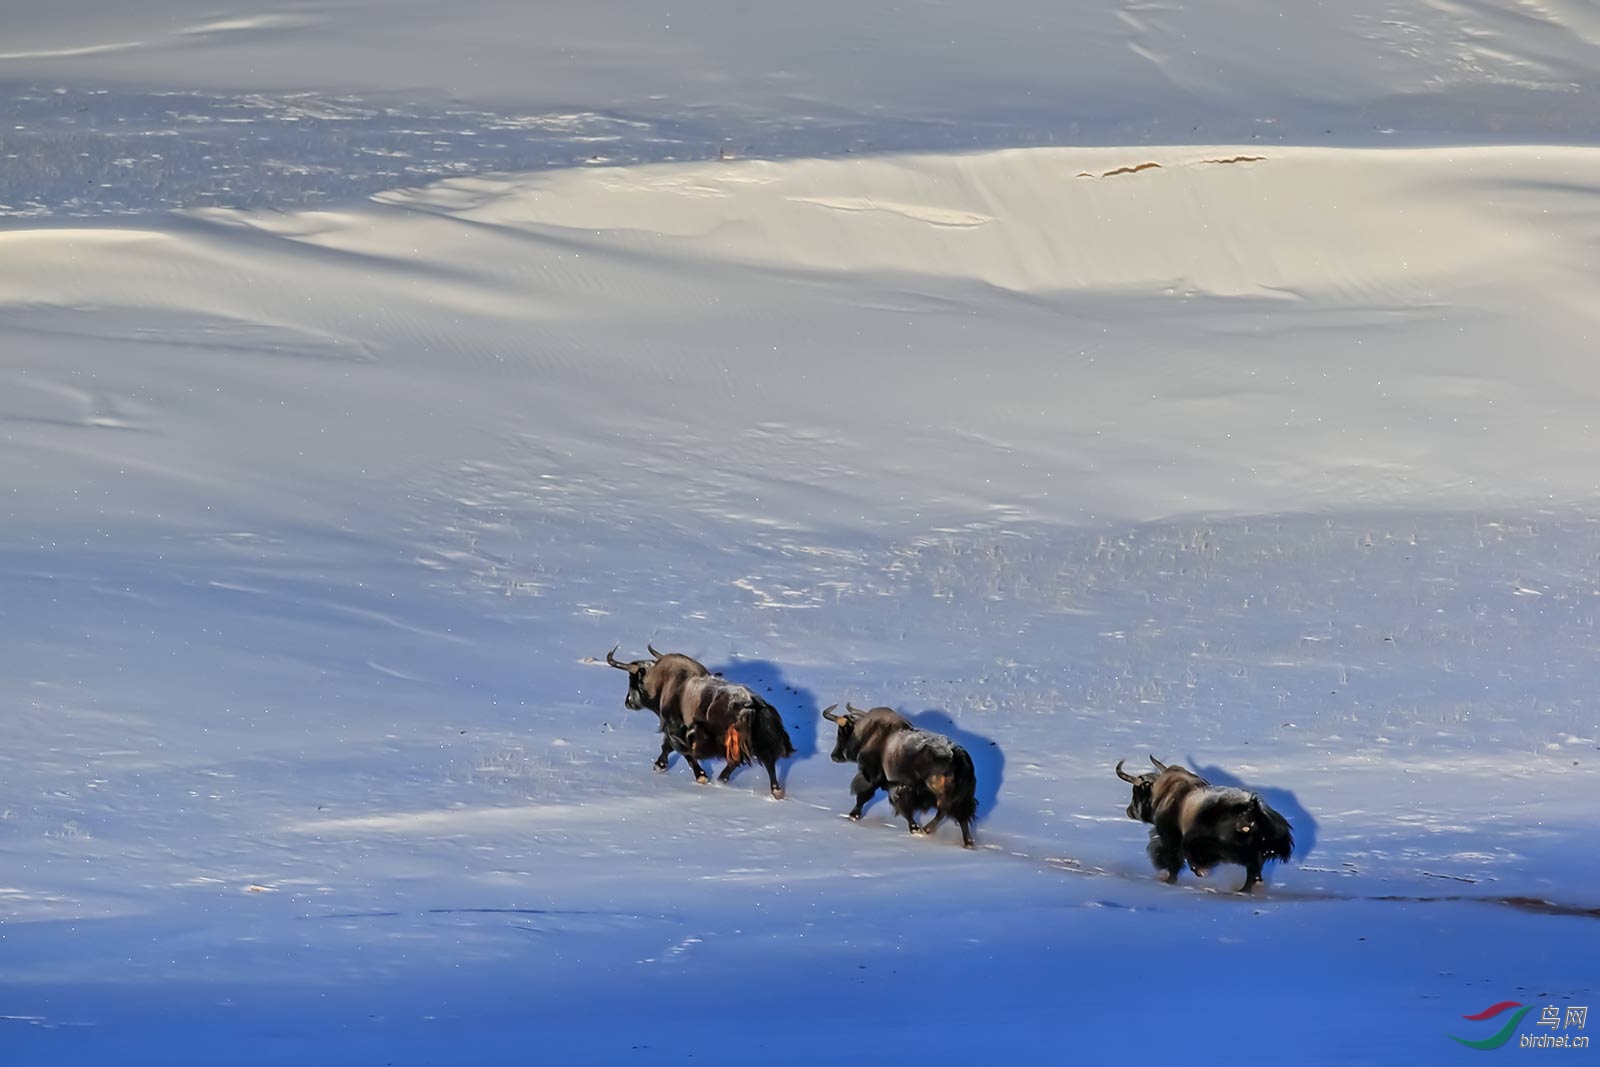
[1189,758,1319,865]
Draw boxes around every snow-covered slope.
[7,144,1600,527]
[3,2,1598,1063]
[6,0,1600,144]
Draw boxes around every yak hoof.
[694,773,710,785]
[769,787,785,800]
[907,823,922,834]
[1158,870,1176,883]
[1192,867,1209,879]
[652,762,669,773]
[962,841,976,850]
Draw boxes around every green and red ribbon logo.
[1450,1002,1535,1050]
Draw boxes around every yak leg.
[653,736,673,772]
[1148,833,1184,884]
[1181,840,1219,882]
[717,761,737,783]
[1239,862,1264,893]
[922,805,977,848]
[672,743,710,784]
[847,772,879,820]
[847,788,876,819]
[665,725,710,784]
[668,723,707,790]
[762,757,784,800]
[889,786,922,834]
[920,775,948,836]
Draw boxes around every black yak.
[1116,756,1294,892]
[605,644,794,798]
[822,702,977,848]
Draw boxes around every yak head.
[821,702,876,763]
[1115,756,1169,823]
[604,643,666,711]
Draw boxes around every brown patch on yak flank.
[724,725,743,766]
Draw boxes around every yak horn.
[605,644,628,669]
[846,702,868,715]
[1149,755,1168,772]
[1115,759,1138,783]
[647,642,664,660]
[821,704,841,722]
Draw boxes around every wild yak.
[605,644,795,798]
[1116,756,1294,892]
[822,702,978,848]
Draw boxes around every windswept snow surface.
[4,3,1600,1064]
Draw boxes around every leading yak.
[822,702,978,848]
[605,644,794,799]
[1116,756,1294,892]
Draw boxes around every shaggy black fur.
[825,703,978,848]
[1118,756,1295,892]
[606,645,794,798]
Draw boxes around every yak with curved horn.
[605,643,794,798]
[1116,755,1294,892]
[606,643,705,772]
[823,702,978,848]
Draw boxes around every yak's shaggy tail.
[947,744,979,824]
[753,698,796,758]
[1259,799,1295,863]
[731,699,794,768]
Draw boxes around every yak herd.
[605,642,1296,893]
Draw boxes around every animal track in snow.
[1077,156,1266,179]
[1078,162,1163,178]
[787,195,992,227]
[640,935,704,964]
